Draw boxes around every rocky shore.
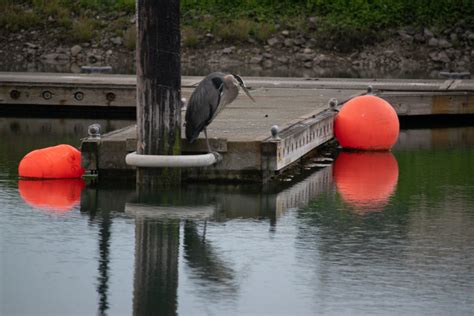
[1,15,472,78]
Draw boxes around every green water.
[1,119,473,315]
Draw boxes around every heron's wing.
[185,73,224,142]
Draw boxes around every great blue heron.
[185,72,255,152]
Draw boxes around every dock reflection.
[79,164,333,315]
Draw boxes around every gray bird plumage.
[185,72,255,152]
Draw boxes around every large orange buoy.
[18,179,85,213]
[333,152,398,214]
[334,95,399,150]
[18,144,84,179]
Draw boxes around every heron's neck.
[222,76,239,105]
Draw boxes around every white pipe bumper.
[125,151,221,168]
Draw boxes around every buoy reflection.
[333,152,398,214]
[19,179,85,213]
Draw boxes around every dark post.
[136,0,181,188]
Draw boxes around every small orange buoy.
[333,152,398,213]
[334,95,399,150]
[18,144,85,179]
[19,179,85,212]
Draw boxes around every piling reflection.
[125,190,238,314]
[18,179,85,212]
[97,208,111,316]
[133,218,180,316]
[333,152,399,213]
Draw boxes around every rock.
[303,61,312,68]
[222,46,235,54]
[428,38,439,47]
[56,47,68,54]
[283,38,295,47]
[446,48,461,59]
[438,51,451,63]
[430,51,450,63]
[70,63,81,73]
[424,28,434,39]
[456,60,467,68]
[306,38,317,48]
[26,48,37,56]
[414,33,425,43]
[40,52,69,63]
[281,30,290,37]
[313,54,332,65]
[88,54,102,63]
[267,37,279,47]
[295,53,316,62]
[262,59,273,68]
[399,31,413,43]
[294,37,306,46]
[308,16,318,30]
[303,48,314,54]
[405,26,416,35]
[450,33,458,42]
[466,31,474,41]
[70,45,82,57]
[41,53,59,61]
[438,39,452,48]
[249,55,263,64]
[276,56,289,64]
[263,53,273,59]
[110,36,123,45]
[25,42,38,49]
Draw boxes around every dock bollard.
[271,125,281,140]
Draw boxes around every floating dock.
[1,72,473,182]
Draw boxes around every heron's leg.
[203,127,212,152]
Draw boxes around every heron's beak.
[241,85,256,102]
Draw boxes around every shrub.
[215,19,253,42]
[252,22,276,43]
[71,17,95,42]
[123,25,136,50]
[182,26,200,48]
[0,4,41,31]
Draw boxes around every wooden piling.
[136,0,181,188]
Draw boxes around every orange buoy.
[18,179,85,213]
[334,95,399,150]
[333,152,398,213]
[18,144,85,179]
